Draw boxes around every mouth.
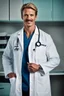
[25,19,33,23]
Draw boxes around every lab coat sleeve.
[40,35,60,75]
[2,36,14,78]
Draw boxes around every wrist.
[7,73,16,78]
[39,65,43,70]
[38,65,45,76]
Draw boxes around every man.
[2,3,60,96]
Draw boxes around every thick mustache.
[25,19,33,22]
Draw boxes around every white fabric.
[2,26,60,96]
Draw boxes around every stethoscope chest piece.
[35,41,41,47]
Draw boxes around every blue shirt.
[22,31,34,91]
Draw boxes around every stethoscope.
[14,37,19,50]
[33,28,46,51]
[14,28,46,51]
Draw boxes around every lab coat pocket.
[37,73,50,93]
[36,46,46,63]
[9,77,16,83]
[9,77,16,96]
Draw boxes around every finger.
[28,68,34,73]
[28,66,35,72]
[27,62,32,67]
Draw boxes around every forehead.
[23,8,35,14]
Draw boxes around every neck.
[24,25,35,38]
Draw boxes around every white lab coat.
[2,26,60,96]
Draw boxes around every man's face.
[22,8,37,27]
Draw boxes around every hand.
[7,73,16,78]
[27,62,40,73]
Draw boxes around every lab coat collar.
[17,25,39,36]
[34,25,39,35]
[17,25,39,50]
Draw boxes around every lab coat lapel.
[17,28,24,51]
[28,26,38,96]
[17,26,38,52]
[28,26,38,63]
[14,28,24,77]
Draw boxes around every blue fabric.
[22,31,34,91]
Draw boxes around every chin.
[27,24,32,27]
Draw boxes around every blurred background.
[0,0,64,96]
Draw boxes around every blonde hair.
[21,3,38,17]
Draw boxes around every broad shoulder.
[40,29,51,40]
[9,29,23,41]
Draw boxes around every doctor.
[2,3,60,96]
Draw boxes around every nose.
[27,15,31,19]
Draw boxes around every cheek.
[22,18,26,22]
[31,17,36,21]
